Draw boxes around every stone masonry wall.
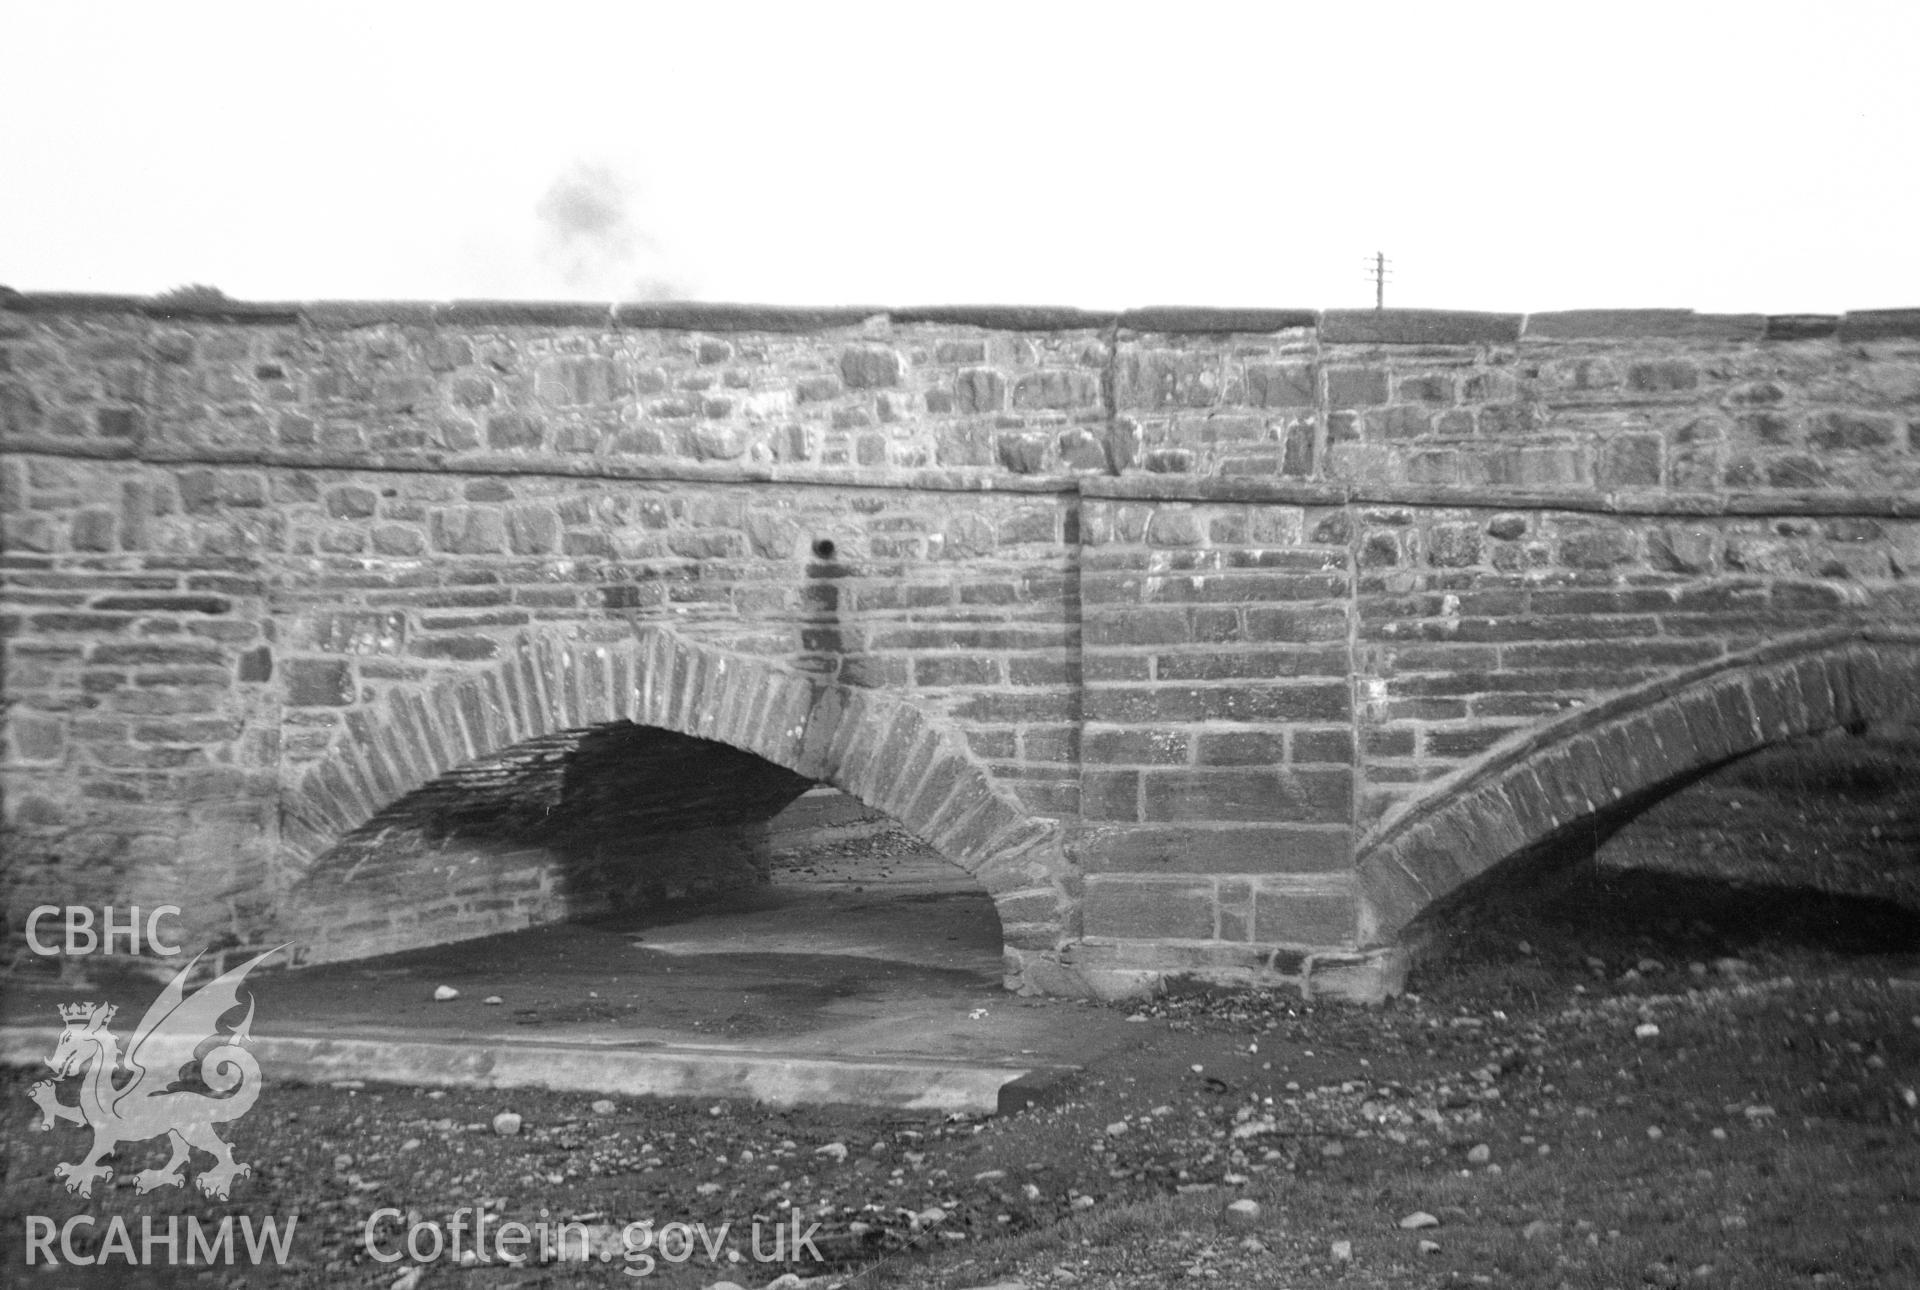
[3,292,1918,996]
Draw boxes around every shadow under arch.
[1357,627,1920,946]
[272,626,1067,978]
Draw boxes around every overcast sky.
[5,2,1915,314]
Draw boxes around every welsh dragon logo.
[28,947,287,1199]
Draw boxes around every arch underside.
[1357,628,1920,945]
[273,626,1064,967]
[290,722,824,954]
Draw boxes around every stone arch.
[274,625,1067,974]
[1356,627,1920,945]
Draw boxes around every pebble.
[1224,1198,1261,1224]
[1634,1023,1661,1040]
[433,985,459,1001]
[1417,1239,1442,1255]
[815,1142,848,1162]
[491,1112,521,1137]
[181,890,1895,1289]
[482,995,503,1005]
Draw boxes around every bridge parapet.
[5,294,1919,502]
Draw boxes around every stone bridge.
[4,292,1918,999]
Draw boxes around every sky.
[5,1,1916,314]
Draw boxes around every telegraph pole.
[1368,251,1391,311]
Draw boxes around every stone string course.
[3,291,1918,999]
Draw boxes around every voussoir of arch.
[277,625,1067,946]
[1356,626,1920,946]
